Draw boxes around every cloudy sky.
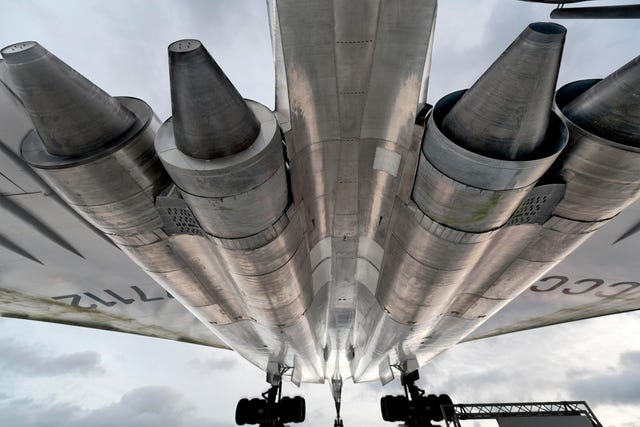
[0,0,639,426]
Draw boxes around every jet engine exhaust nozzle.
[168,39,261,160]
[562,54,640,148]
[441,22,566,161]
[1,41,136,157]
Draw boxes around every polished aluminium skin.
[352,22,570,381]
[3,0,640,399]
[156,39,323,381]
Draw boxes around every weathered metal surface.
[274,0,438,382]
[562,55,640,147]
[2,42,135,157]
[441,23,566,160]
[168,39,260,159]
[553,79,640,222]
[157,101,287,238]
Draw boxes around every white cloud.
[569,351,640,405]
[0,339,104,377]
[188,356,238,373]
[0,386,232,427]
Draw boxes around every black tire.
[438,394,454,421]
[235,398,249,425]
[391,395,409,422]
[380,395,393,421]
[426,394,443,421]
[292,396,305,423]
[279,396,293,423]
[247,398,266,425]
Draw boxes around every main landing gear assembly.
[380,363,454,426]
[235,365,305,426]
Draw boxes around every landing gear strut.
[235,365,305,426]
[380,363,453,426]
[331,375,344,427]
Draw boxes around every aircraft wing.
[517,0,640,19]
[518,0,592,3]
[466,199,640,341]
[0,67,228,349]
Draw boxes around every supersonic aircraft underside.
[0,0,638,426]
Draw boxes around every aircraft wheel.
[426,394,443,421]
[380,395,393,421]
[439,394,454,421]
[235,398,249,425]
[279,396,303,423]
[381,395,409,422]
[389,395,408,422]
[247,398,266,424]
[396,395,410,421]
[292,396,306,422]
[278,396,292,423]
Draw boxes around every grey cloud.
[0,387,233,427]
[620,351,640,369]
[0,339,104,377]
[0,398,79,427]
[569,351,640,405]
[78,386,219,427]
[188,356,238,373]
[426,363,513,398]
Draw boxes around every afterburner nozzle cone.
[562,55,640,147]
[1,41,136,157]
[442,22,566,160]
[168,39,260,160]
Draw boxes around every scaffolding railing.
[441,401,602,427]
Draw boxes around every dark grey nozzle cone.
[562,55,640,147]
[1,41,136,157]
[442,22,566,160]
[168,39,260,160]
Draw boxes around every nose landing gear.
[380,363,454,426]
[235,365,305,426]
